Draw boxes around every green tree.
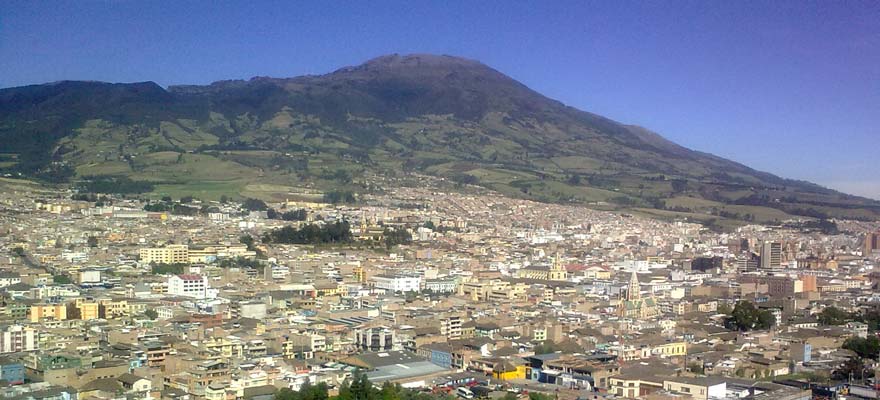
[242,198,269,211]
[832,357,873,381]
[274,381,329,400]
[383,228,412,249]
[842,336,880,360]
[533,341,558,354]
[818,306,851,326]
[87,236,99,247]
[150,263,187,275]
[323,190,356,204]
[53,275,72,284]
[11,247,25,257]
[380,382,402,400]
[724,301,774,331]
[240,234,255,251]
[144,309,158,320]
[528,393,554,400]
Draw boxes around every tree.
[500,394,518,400]
[240,234,255,251]
[380,382,402,400]
[724,301,774,331]
[533,341,558,354]
[818,306,851,326]
[11,247,25,257]
[842,336,880,360]
[275,381,329,400]
[671,179,689,193]
[144,309,158,320]
[343,372,378,400]
[832,357,873,382]
[687,362,705,375]
[383,228,412,249]
[528,394,554,400]
[87,236,99,248]
[281,209,308,221]
[53,275,72,284]
[323,190,356,204]
[263,221,352,245]
[242,198,269,211]
[151,263,187,275]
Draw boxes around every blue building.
[0,357,25,385]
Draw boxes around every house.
[118,373,152,394]
[662,376,727,400]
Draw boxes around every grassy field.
[150,181,247,201]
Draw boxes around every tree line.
[262,221,353,244]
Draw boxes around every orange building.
[799,275,817,292]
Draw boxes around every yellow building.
[460,280,528,302]
[30,304,67,322]
[138,244,189,264]
[609,376,663,399]
[492,363,527,380]
[72,299,100,321]
[314,282,341,297]
[649,341,687,357]
[352,266,367,283]
[203,337,244,359]
[97,299,147,318]
[516,253,568,281]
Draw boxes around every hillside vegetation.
[1,54,878,223]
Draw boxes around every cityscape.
[1,174,879,400]
[1,2,879,400]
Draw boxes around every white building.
[61,250,88,263]
[372,275,422,292]
[78,270,102,284]
[0,325,37,353]
[167,274,213,299]
[0,273,21,288]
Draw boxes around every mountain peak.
[2,54,877,222]
[331,53,498,77]
[360,53,485,68]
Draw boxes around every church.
[516,252,568,281]
[617,271,658,319]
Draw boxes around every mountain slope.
[1,53,877,223]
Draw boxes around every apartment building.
[139,244,189,264]
[0,325,37,353]
[168,274,210,299]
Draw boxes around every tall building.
[548,252,568,281]
[0,325,37,353]
[760,241,782,269]
[865,232,880,256]
[617,271,658,319]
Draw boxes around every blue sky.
[2,1,878,198]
